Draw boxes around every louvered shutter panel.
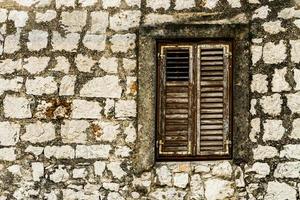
[157,46,193,156]
[197,44,231,156]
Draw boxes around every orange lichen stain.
[130,81,138,94]
[91,124,102,137]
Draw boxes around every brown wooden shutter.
[157,45,193,156]
[197,44,232,156]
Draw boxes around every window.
[156,41,233,161]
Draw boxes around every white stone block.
[173,173,189,188]
[0,122,20,146]
[263,119,285,141]
[56,0,75,8]
[78,0,97,6]
[27,30,48,51]
[80,76,122,98]
[124,123,136,143]
[280,144,300,160]
[286,92,300,114]
[252,6,270,19]
[60,11,87,33]
[8,10,28,27]
[107,161,126,179]
[251,74,268,93]
[0,9,8,23]
[0,77,23,95]
[291,118,300,139]
[272,67,291,92]
[290,40,300,63]
[174,0,195,10]
[249,118,260,142]
[0,147,16,161]
[125,0,141,7]
[260,94,282,116]
[110,11,141,31]
[22,121,56,143]
[107,192,124,200]
[52,56,70,74]
[146,0,170,10]
[23,57,50,74]
[253,145,278,160]
[26,77,57,95]
[204,178,234,200]
[83,34,106,51]
[265,182,296,200]
[3,95,32,119]
[35,10,57,23]
[59,75,76,96]
[122,58,136,74]
[190,174,205,199]
[89,11,109,34]
[71,99,102,119]
[115,100,136,118]
[73,168,87,178]
[156,166,172,186]
[227,0,241,8]
[263,41,287,64]
[115,146,131,158]
[294,69,300,90]
[15,0,51,7]
[263,20,285,34]
[52,32,80,52]
[99,57,118,74]
[102,0,121,8]
[44,145,75,159]
[0,59,22,74]
[274,162,300,178]
[32,162,44,181]
[245,162,270,178]
[61,120,89,143]
[25,145,44,156]
[75,54,97,73]
[4,32,20,54]
[110,33,136,53]
[251,45,262,65]
[75,145,111,159]
[94,161,106,176]
[211,161,233,178]
[50,166,69,183]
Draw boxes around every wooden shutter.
[157,45,193,156]
[197,44,232,156]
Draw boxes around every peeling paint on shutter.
[157,45,193,156]
[197,44,232,156]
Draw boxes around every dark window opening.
[156,41,233,161]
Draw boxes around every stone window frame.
[134,23,250,173]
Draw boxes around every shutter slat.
[158,47,193,156]
[197,44,231,156]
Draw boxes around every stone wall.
[0,0,299,199]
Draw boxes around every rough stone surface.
[253,145,278,160]
[263,41,287,64]
[251,74,268,93]
[23,57,50,74]
[22,121,56,143]
[272,68,291,92]
[274,162,300,178]
[263,120,285,141]
[61,120,89,143]
[286,92,300,113]
[80,76,122,98]
[260,94,282,116]
[71,99,102,119]
[26,77,57,96]
[3,95,32,119]
[27,30,48,51]
[115,100,136,118]
[75,145,111,159]
[265,182,296,200]
[110,34,136,53]
[204,178,235,200]
[291,118,300,139]
[280,144,300,160]
[0,122,20,146]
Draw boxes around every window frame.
[155,40,233,161]
[134,24,250,173]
